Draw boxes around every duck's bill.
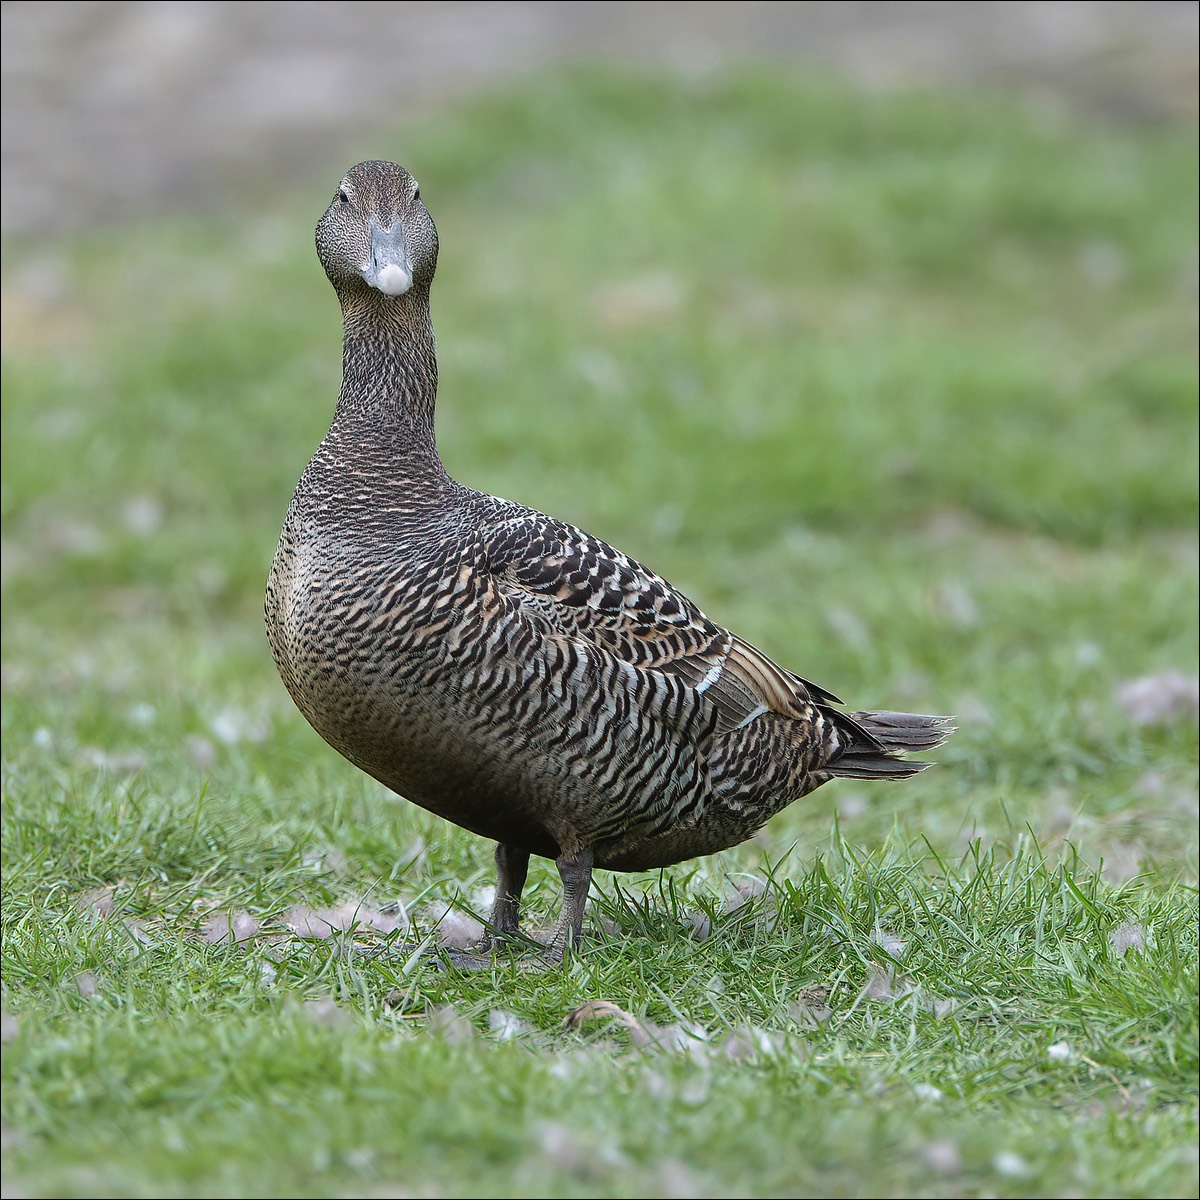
[363,221,413,295]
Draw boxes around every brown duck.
[266,160,952,959]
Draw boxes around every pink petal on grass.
[721,1026,782,1061]
[724,876,768,913]
[1115,670,1199,727]
[185,735,217,770]
[993,1151,1030,1178]
[123,919,154,945]
[208,706,270,745]
[427,1004,475,1043]
[422,901,484,949]
[1110,922,1147,956]
[652,1023,712,1058]
[77,886,116,918]
[657,1158,705,1200]
[120,495,163,537]
[286,900,408,939]
[199,911,260,945]
[863,965,913,1002]
[536,1122,583,1171]
[924,1140,962,1175]
[871,928,908,958]
[76,747,146,773]
[302,997,346,1027]
[487,1009,527,1041]
[928,995,959,1019]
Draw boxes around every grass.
[2,67,1197,1198]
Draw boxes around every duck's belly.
[267,541,714,863]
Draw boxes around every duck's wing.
[486,514,840,733]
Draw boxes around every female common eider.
[266,160,952,960]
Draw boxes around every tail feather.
[826,709,955,781]
[849,710,956,751]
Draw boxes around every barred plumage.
[265,160,954,959]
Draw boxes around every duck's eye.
[412,185,421,203]
[337,188,350,204]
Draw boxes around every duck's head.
[315,160,438,299]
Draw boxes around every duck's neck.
[333,286,441,465]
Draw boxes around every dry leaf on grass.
[789,983,832,1026]
[566,1000,652,1045]
[565,1000,707,1054]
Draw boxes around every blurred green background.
[1,5,1197,1198]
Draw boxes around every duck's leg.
[446,846,588,971]
[487,842,530,940]
[441,843,530,970]
[545,848,594,962]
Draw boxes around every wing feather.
[485,512,838,732]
